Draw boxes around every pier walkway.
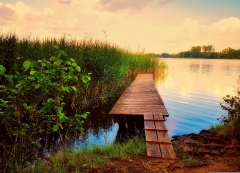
[109,74,176,159]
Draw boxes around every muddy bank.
[93,129,240,173]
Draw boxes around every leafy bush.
[219,77,240,143]
[0,46,91,163]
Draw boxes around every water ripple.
[157,58,240,138]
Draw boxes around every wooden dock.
[109,74,176,159]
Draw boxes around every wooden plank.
[145,130,158,141]
[109,74,168,116]
[157,131,171,143]
[153,114,162,120]
[144,119,165,121]
[110,109,169,116]
[144,120,155,129]
[160,144,177,159]
[155,121,167,130]
[146,142,161,157]
[146,140,172,144]
[111,105,166,109]
[144,114,154,119]
[145,128,168,131]
[116,101,162,105]
[109,74,176,159]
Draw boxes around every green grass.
[210,124,227,134]
[12,135,146,173]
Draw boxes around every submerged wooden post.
[109,74,176,159]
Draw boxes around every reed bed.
[0,33,164,106]
[0,33,166,170]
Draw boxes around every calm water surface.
[73,58,240,149]
[156,58,240,137]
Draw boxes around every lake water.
[156,58,240,137]
[73,58,240,149]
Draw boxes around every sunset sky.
[0,0,240,54]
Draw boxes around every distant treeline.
[160,45,240,59]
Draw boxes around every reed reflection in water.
[156,58,240,137]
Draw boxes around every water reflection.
[190,64,200,73]
[156,58,240,138]
[72,104,119,149]
[73,123,119,150]
[201,64,213,74]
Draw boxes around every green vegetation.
[212,78,240,143]
[6,135,146,172]
[0,45,91,165]
[210,76,240,144]
[0,33,165,171]
[161,45,240,59]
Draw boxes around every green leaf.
[53,45,59,49]
[70,58,75,62]
[59,124,63,130]
[41,62,46,67]
[23,60,31,69]
[47,98,55,103]
[66,61,71,65]
[75,66,81,72]
[37,60,43,63]
[71,86,77,92]
[68,67,74,71]
[0,99,8,107]
[50,56,57,62]
[71,62,77,67]
[6,75,14,80]
[7,95,13,99]
[34,84,40,89]
[30,70,36,75]
[59,50,67,57]
[0,65,6,74]
[81,112,89,119]
[82,76,91,83]
[59,111,68,123]
[23,103,27,107]
[15,83,22,89]
[31,61,38,67]
[61,86,70,93]
[53,59,62,66]
[53,125,59,132]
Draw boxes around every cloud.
[2,1,39,18]
[211,17,240,32]
[178,18,200,40]
[0,1,239,54]
[52,0,73,5]
[155,0,175,8]
[94,0,175,12]
[43,7,55,15]
[59,0,72,5]
[95,0,153,12]
[0,4,15,20]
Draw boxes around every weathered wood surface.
[144,114,176,159]
[109,74,176,159]
[109,74,169,116]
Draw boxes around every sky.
[0,0,240,54]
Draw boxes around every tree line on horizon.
[160,45,240,59]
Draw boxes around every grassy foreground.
[10,135,146,173]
